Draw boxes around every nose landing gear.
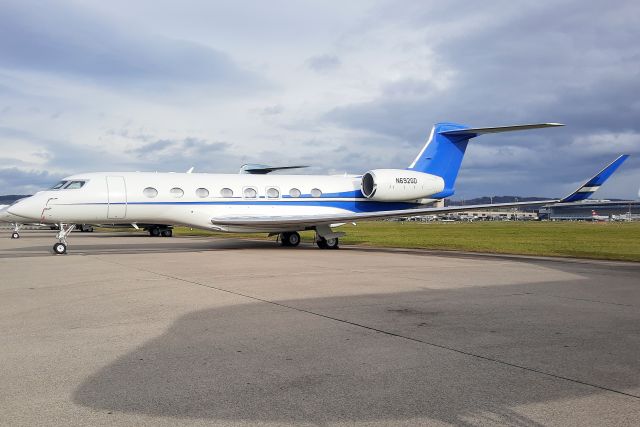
[52,223,76,255]
[10,223,22,239]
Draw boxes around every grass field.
[171,221,640,262]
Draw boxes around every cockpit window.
[51,181,68,190]
[64,181,86,189]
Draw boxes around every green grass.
[170,221,640,262]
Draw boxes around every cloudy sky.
[0,0,638,198]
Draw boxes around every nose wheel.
[10,223,22,239]
[52,223,75,255]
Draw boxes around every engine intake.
[361,169,445,202]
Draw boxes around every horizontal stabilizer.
[561,154,629,203]
[239,164,309,174]
[440,123,564,137]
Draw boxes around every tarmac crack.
[95,256,640,401]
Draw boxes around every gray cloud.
[0,167,62,194]
[323,0,640,198]
[0,1,261,92]
[0,1,638,199]
[306,54,341,72]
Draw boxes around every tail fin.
[408,122,563,198]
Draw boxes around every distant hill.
[0,195,31,204]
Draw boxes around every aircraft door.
[106,176,127,219]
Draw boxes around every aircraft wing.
[239,164,309,174]
[212,154,629,229]
[211,199,558,228]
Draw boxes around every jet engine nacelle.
[361,169,445,201]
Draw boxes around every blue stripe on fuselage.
[61,199,423,212]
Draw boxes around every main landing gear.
[278,228,341,249]
[280,232,301,247]
[148,226,173,237]
[52,223,76,255]
[316,236,339,249]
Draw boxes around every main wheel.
[161,229,173,237]
[11,232,20,239]
[316,237,339,249]
[149,227,161,237]
[53,242,67,254]
[283,231,300,247]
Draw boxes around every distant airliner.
[2,122,629,254]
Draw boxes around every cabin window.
[244,187,257,198]
[64,180,86,189]
[289,188,301,198]
[310,188,322,198]
[266,187,280,198]
[196,188,209,198]
[220,188,233,198]
[50,181,68,190]
[170,187,184,198]
[143,187,158,198]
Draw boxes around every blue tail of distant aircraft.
[408,122,564,198]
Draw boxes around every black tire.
[53,242,67,254]
[287,232,301,247]
[161,229,172,237]
[316,237,339,249]
[280,232,291,246]
[11,232,20,239]
[325,237,339,249]
[149,227,161,237]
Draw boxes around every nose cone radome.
[0,205,19,223]
[6,196,42,221]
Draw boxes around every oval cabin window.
[266,187,279,198]
[196,188,209,198]
[143,187,158,198]
[310,188,322,198]
[244,187,257,198]
[170,187,184,198]
[289,188,301,198]
[220,188,233,198]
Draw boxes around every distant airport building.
[538,200,640,221]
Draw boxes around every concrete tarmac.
[1,230,639,426]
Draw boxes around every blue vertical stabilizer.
[408,122,563,198]
[407,122,473,198]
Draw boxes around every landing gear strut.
[314,224,343,250]
[280,231,301,247]
[10,223,22,239]
[52,223,76,255]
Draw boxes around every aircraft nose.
[7,196,42,221]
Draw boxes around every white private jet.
[4,122,629,254]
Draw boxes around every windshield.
[64,181,86,189]
[50,181,68,190]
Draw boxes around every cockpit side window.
[64,181,86,189]
[51,181,68,190]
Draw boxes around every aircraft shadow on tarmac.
[73,283,640,424]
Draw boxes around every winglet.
[561,154,629,203]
